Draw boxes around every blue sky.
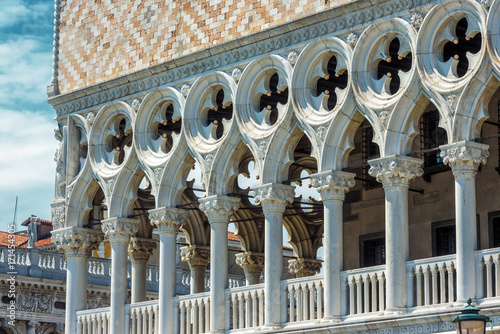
[0,0,57,231]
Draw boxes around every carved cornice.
[310,171,356,201]
[440,141,489,174]
[288,258,323,278]
[51,227,103,258]
[148,207,188,236]
[250,183,295,213]
[49,0,436,116]
[198,196,240,223]
[50,200,66,230]
[235,252,265,275]
[101,218,139,244]
[180,245,210,268]
[128,237,157,261]
[368,155,424,187]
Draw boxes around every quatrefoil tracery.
[255,72,289,126]
[151,102,182,154]
[439,17,481,78]
[105,117,133,165]
[372,37,412,95]
[201,88,233,140]
[314,55,348,111]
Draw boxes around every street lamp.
[452,298,490,334]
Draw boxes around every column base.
[384,307,407,316]
[321,316,341,323]
[261,324,282,331]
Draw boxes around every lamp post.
[453,298,490,334]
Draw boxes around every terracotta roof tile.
[35,237,54,247]
[0,231,29,247]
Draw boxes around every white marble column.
[440,141,488,302]
[102,218,139,334]
[368,155,423,311]
[27,321,39,334]
[311,170,355,320]
[149,207,188,334]
[199,195,240,333]
[251,183,294,328]
[235,252,264,285]
[128,237,157,303]
[180,245,210,294]
[51,227,103,334]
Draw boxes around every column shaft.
[323,198,343,318]
[65,256,88,333]
[110,241,129,334]
[131,259,148,303]
[159,231,177,333]
[264,210,284,325]
[210,222,229,331]
[191,266,207,294]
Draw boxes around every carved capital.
[198,196,240,223]
[368,155,423,187]
[51,227,104,258]
[310,171,356,201]
[101,217,139,244]
[250,183,294,213]
[128,237,157,261]
[50,200,66,230]
[288,258,323,278]
[440,141,489,174]
[148,207,187,236]
[235,252,264,274]
[180,245,210,268]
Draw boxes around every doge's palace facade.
[47,0,500,333]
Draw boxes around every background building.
[43,0,500,333]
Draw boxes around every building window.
[419,110,448,181]
[360,233,385,267]
[432,220,456,256]
[361,121,380,190]
[489,211,500,248]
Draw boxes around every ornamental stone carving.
[128,237,157,261]
[51,227,104,257]
[288,258,323,278]
[148,207,188,235]
[310,171,356,201]
[198,196,240,223]
[180,245,210,267]
[440,141,489,173]
[368,156,424,187]
[235,252,264,273]
[250,183,295,213]
[50,200,66,230]
[101,217,139,243]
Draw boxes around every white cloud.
[0,108,56,191]
[0,38,53,107]
[0,0,52,30]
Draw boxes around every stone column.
[180,245,210,294]
[26,321,39,334]
[311,170,355,320]
[235,252,264,285]
[149,207,188,334]
[199,195,240,333]
[128,237,157,303]
[288,258,322,278]
[368,155,423,311]
[440,141,488,302]
[102,218,139,334]
[51,227,103,334]
[251,183,294,328]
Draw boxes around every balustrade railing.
[125,300,159,334]
[282,276,323,323]
[342,265,386,315]
[226,284,265,330]
[407,254,456,308]
[175,292,211,334]
[77,307,110,334]
[475,248,500,299]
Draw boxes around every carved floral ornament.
[440,141,489,172]
[198,196,240,223]
[148,207,188,233]
[128,237,157,261]
[180,246,210,267]
[368,156,424,186]
[288,258,323,277]
[51,227,104,257]
[101,218,139,242]
[50,201,66,230]
[310,171,356,200]
[250,184,295,212]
